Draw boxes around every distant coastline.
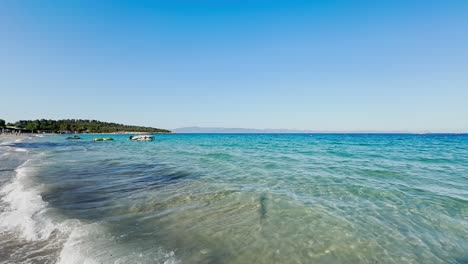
[1,119,171,134]
[172,126,466,134]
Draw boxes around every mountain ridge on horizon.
[172,126,416,134]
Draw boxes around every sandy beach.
[0,134,40,144]
[0,134,32,139]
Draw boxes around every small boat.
[93,137,114,142]
[66,135,81,140]
[129,135,154,141]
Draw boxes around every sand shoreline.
[0,134,35,139]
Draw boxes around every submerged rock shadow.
[259,193,268,220]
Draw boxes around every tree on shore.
[25,121,39,133]
[0,119,5,128]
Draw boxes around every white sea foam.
[0,160,56,240]
[57,223,179,264]
[0,161,102,262]
[14,148,27,152]
[0,155,179,264]
[1,140,17,146]
[0,156,89,261]
[57,224,101,264]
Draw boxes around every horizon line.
[172,126,468,134]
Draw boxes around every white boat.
[129,135,154,141]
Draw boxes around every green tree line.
[6,119,170,133]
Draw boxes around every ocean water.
[0,134,467,264]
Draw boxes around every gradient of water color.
[0,134,467,263]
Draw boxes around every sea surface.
[0,134,467,264]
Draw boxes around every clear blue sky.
[1,0,467,132]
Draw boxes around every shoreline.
[0,134,35,138]
[0,131,172,138]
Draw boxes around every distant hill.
[173,127,315,133]
[172,127,415,134]
[13,119,171,133]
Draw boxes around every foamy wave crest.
[14,148,27,152]
[0,155,180,263]
[0,160,56,240]
[58,224,180,264]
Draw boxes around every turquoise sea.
[0,134,467,263]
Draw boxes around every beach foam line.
[57,224,102,264]
[14,148,28,152]
[0,159,57,240]
[0,153,94,262]
[0,158,102,262]
[57,223,180,264]
[0,151,180,264]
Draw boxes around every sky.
[1,0,467,132]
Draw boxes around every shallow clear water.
[0,134,467,263]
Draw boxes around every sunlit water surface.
[0,134,467,263]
